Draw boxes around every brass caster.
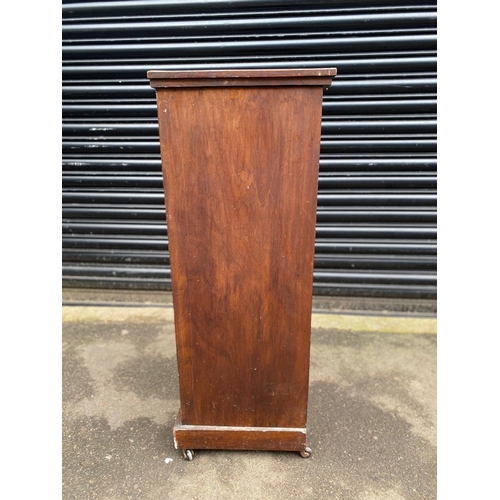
[182,449,195,461]
[300,446,312,458]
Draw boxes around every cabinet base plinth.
[173,412,307,452]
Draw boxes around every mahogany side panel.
[155,85,324,431]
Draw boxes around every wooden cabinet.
[147,69,336,458]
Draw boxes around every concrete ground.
[62,290,436,500]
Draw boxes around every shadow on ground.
[62,312,436,500]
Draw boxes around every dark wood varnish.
[147,68,336,79]
[147,68,336,89]
[173,411,307,452]
[148,69,335,454]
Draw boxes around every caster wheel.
[182,449,194,461]
[300,446,312,458]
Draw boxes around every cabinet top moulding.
[147,68,337,88]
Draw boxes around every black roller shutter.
[62,0,437,299]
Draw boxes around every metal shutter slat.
[62,0,437,299]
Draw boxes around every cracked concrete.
[62,295,436,500]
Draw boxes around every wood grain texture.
[148,68,336,88]
[149,76,333,88]
[174,423,306,452]
[151,70,335,450]
[147,68,336,80]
